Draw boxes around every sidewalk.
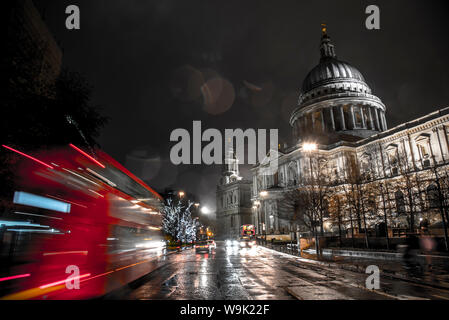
[260,244,449,291]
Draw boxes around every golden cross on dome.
[321,23,327,35]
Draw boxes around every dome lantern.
[320,23,336,60]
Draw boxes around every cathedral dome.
[301,57,367,93]
[290,25,387,144]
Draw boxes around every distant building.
[251,26,449,240]
[216,148,252,239]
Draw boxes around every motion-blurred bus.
[0,144,164,299]
[239,225,256,247]
[240,224,255,238]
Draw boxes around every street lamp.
[260,191,268,197]
[201,206,210,214]
[194,203,200,208]
[303,142,317,152]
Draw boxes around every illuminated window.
[426,184,439,209]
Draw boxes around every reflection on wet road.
[116,242,449,300]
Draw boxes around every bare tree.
[343,153,370,248]
[394,149,424,233]
[327,192,345,247]
[426,162,449,251]
[278,154,332,255]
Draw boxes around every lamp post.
[253,200,261,236]
[259,191,269,242]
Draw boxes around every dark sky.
[36,0,449,211]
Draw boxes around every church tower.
[216,142,252,240]
[220,141,242,185]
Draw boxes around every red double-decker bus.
[0,144,164,299]
[239,225,256,247]
[240,224,255,237]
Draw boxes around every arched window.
[426,184,439,209]
[395,191,405,215]
[360,153,371,179]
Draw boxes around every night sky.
[36,0,449,211]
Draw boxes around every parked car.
[195,240,210,253]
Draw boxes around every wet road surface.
[112,242,449,300]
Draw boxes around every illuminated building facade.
[251,27,449,239]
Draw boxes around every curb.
[260,245,449,291]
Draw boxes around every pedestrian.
[402,235,421,277]
[420,230,436,277]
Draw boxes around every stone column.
[350,105,356,129]
[311,112,315,131]
[442,126,449,158]
[339,105,346,130]
[330,107,336,130]
[320,110,325,132]
[381,111,388,131]
[361,105,367,129]
[296,159,301,184]
[368,106,375,130]
[434,126,446,162]
[374,108,381,131]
